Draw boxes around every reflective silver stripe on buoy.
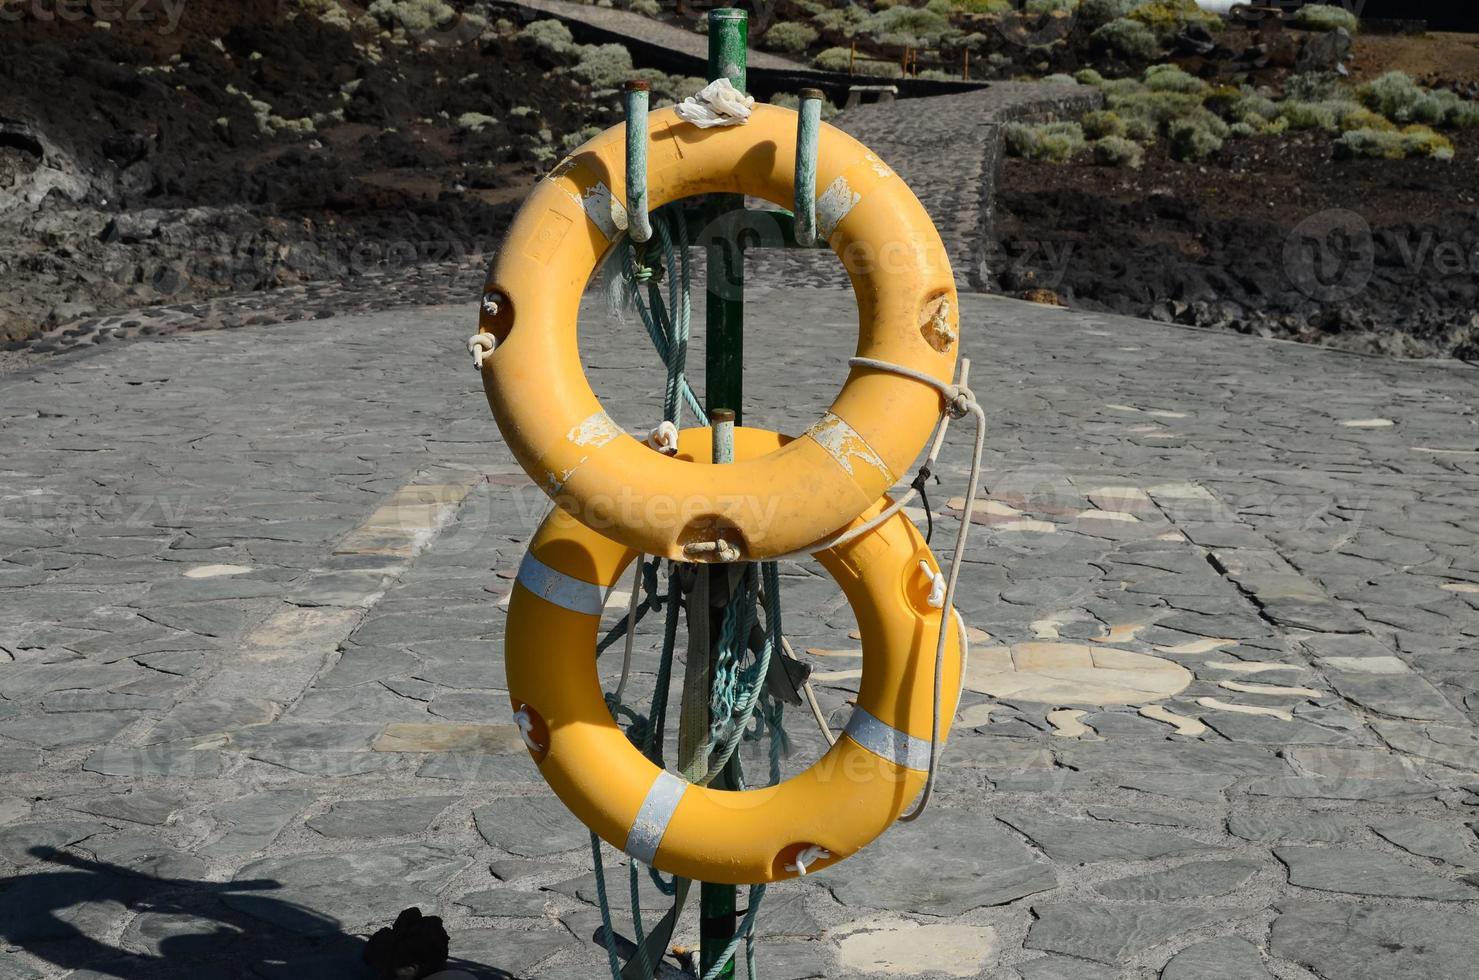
[515,552,605,616]
[844,706,931,771]
[624,770,687,864]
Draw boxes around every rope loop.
[947,384,976,420]
[467,333,496,370]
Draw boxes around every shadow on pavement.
[0,847,515,979]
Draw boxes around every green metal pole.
[705,7,748,425]
[794,89,823,248]
[624,80,653,244]
[702,13,746,979]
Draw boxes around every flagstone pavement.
[2,284,1479,979]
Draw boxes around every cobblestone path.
[2,285,1478,979]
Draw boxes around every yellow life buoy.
[477,104,959,563]
[505,427,964,885]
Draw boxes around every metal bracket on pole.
[624,80,653,245]
[794,88,822,248]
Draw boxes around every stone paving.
[2,276,1479,978]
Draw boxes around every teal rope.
[624,211,704,424]
[590,208,797,980]
[629,858,655,979]
[591,833,625,979]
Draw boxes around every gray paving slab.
[0,273,1477,979]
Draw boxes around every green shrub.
[632,69,707,106]
[1359,70,1424,120]
[1081,109,1127,138]
[1143,63,1207,95]
[1284,72,1342,102]
[855,58,904,78]
[1168,117,1222,160]
[560,123,603,150]
[1401,124,1455,160]
[518,18,575,53]
[812,5,867,31]
[769,91,841,119]
[571,42,633,88]
[1290,3,1358,32]
[1123,114,1155,140]
[1092,134,1144,167]
[813,46,853,71]
[1339,106,1395,132]
[1280,100,1356,131]
[1332,125,1452,160]
[1108,88,1226,137]
[367,0,456,33]
[1074,67,1106,86]
[1079,0,1138,30]
[1042,73,1079,86]
[1359,72,1479,127]
[1092,17,1161,61]
[1205,84,1277,121]
[1334,127,1405,159]
[1025,0,1076,11]
[628,0,660,15]
[293,0,354,30]
[1228,121,1256,138]
[856,5,955,44]
[1451,100,1479,128]
[1003,121,1087,162]
[762,21,818,53]
[952,0,1011,13]
[925,0,956,13]
[1127,0,1220,37]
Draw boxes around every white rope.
[785,845,830,875]
[918,560,947,609]
[514,706,541,752]
[897,359,986,824]
[646,420,679,455]
[467,333,496,370]
[764,357,973,564]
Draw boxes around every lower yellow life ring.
[477,102,959,563]
[504,426,964,885]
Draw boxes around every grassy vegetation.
[1004,68,1476,167]
[1289,3,1359,33]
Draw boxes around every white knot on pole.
[918,560,947,609]
[786,845,831,875]
[646,420,679,455]
[675,77,755,128]
[467,333,497,370]
[513,706,541,752]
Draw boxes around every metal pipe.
[623,80,653,244]
[707,8,748,90]
[700,16,747,980]
[794,88,822,248]
[704,8,748,422]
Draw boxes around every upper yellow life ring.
[504,427,964,885]
[477,103,959,563]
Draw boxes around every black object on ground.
[363,907,451,980]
